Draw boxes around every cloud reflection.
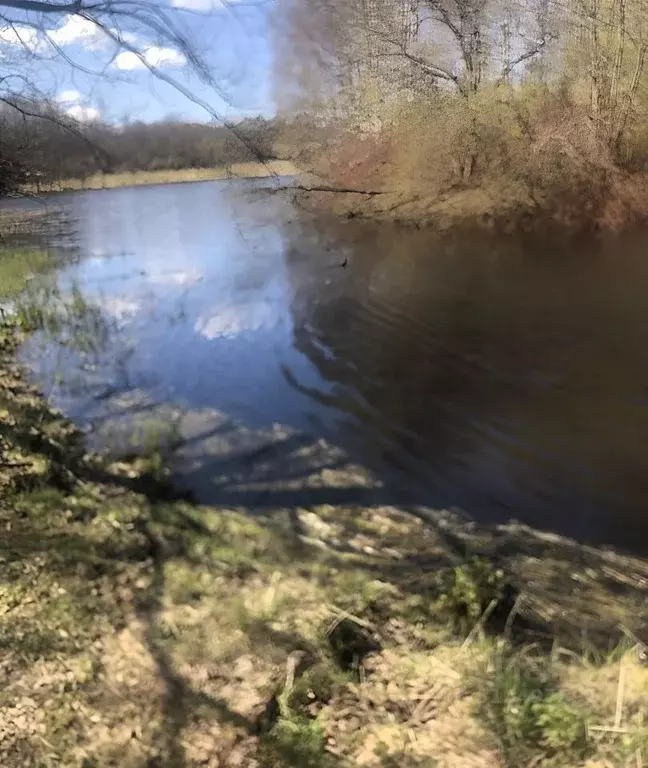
[194,301,276,340]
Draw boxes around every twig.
[615,663,627,729]
[619,624,648,655]
[461,598,499,651]
[636,710,644,768]
[589,725,630,733]
[325,605,376,635]
[504,591,524,639]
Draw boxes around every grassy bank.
[3,309,648,767]
[33,161,298,193]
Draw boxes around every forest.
[0,104,283,191]
[274,0,648,228]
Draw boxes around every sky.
[0,0,277,124]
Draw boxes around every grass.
[479,643,589,765]
[0,248,56,300]
[31,160,298,192]
[3,303,648,765]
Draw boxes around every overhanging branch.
[0,0,83,12]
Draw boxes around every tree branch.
[359,22,462,90]
[0,0,82,12]
[86,15,278,177]
[0,97,110,166]
[495,38,550,85]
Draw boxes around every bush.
[262,713,328,767]
[434,557,505,634]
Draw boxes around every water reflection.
[15,180,648,556]
[281,221,648,551]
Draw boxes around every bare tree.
[0,0,273,192]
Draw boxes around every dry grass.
[32,160,298,193]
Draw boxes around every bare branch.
[495,37,551,85]
[0,96,110,165]
[359,21,462,90]
[0,0,82,12]
[86,15,279,177]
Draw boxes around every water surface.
[13,179,648,555]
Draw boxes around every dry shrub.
[385,88,532,195]
[385,86,618,224]
[288,83,648,229]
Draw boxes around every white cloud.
[114,46,187,70]
[0,25,40,50]
[99,297,140,323]
[0,19,139,57]
[56,89,99,121]
[57,89,82,105]
[119,31,140,46]
[145,46,187,68]
[113,51,144,70]
[65,104,101,122]
[48,16,107,49]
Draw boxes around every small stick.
[325,605,376,633]
[619,624,648,657]
[504,592,524,639]
[615,663,627,729]
[462,598,499,651]
[589,725,630,733]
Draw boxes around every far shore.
[30,160,298,193]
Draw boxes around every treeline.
[274,0,648,228]
[0,102,284,191]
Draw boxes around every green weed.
[262,714,328,767]
[480,647,589,765]
[434,557,506,634]
[0,248,54,301]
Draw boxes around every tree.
[0,0,272,193]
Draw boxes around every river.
[10,178,648,555]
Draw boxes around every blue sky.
[0,0,276,123]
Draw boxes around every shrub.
[434,557,505,634]
[481,649,589,765]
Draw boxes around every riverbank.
[286,98,648,233]
[3,314,648,767]
[31,161,298,193]
[291,169,648,234]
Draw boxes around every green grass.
[478,644,590,765]
[0,248,54,300]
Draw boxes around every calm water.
[13,179,648,554]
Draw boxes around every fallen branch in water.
[291,184,385,197]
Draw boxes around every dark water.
[14,179,648,555]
